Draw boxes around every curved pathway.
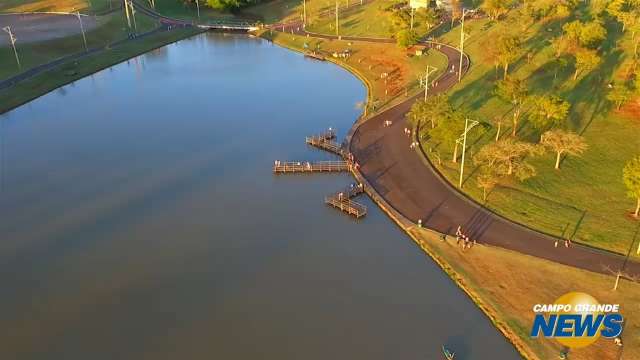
[346,43,640,278]
[277,19,640,277]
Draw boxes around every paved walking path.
[346,42,640,278]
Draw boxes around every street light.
[458,8,473,83]
[424,65,438,101]
[76,12,88,51]
[195,0,201,19]
[2,26,20,69]
[456,118,479,188]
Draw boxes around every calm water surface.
[0,33,520,360]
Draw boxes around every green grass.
[0,9,158,81]
[0,27,201,114]
[425,7,640,255]
[0,0,115,13]
[305,0,433,38]
[262,29,448,112]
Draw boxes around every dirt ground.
[0,13,104,46]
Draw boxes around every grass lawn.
[261,29,448,112]
[0,9,159,82]
[412,228,640,360]
[305,0,433,39]
[424,8,640,256]
[0,0,116,13]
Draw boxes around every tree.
[496,34,522,79]
[623,156,640,217]
[561,20,607,49]
[529,95,570,130]
[474,138,542,181]
[407,94,451,129]
[607,83,634,110]
[495,76,529,136]
[482,0,512,20]
[540,130,588,169]
[573,48,601,80]
[477,173,499,201]
[430,109,467,163]
[396,29,418,48]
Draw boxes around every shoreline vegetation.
[2,0,640,359]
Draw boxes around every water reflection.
[0,33,520,360]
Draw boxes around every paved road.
[347,42,640,277]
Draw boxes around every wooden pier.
[325,196,367,218]
[324,183,367,218]
[305,131,346,157]
[273,161,349,173]
[272,129,366,218]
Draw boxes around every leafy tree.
[430,109,467,163]
[623,156,640,217]
[607,83,634,109]
[206,0,242,10]
[561,20,607,50]
[496,34,522,79]
[396,29,418,48]
[540,130,588,169]
[607,0,640,33]
[476,173,499,201]
[474,138,542,181]
[495,76,529,136]
[407,94,451,129]
[482,0,512,20]
[573,48,601,80]
[529,95,570,130]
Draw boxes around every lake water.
[0,33,520,360]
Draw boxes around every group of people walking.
[455,226,476,250]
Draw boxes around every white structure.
[409,0,429,9]
[436,0,453,11]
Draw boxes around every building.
[409,0,429,9]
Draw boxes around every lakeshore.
[2,1,639,358]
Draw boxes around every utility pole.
[458,9,471,83]
[615,223,640,290]
[424,65,437,101]
[196,0,200,19]
[303,0,306,28]
[2,26,20,69]
[410,8,414,30]
[124,0,132,29]
[76,12,88,51]
[130,1,138,32]
[335,0,339,38]
[456,118,479,188]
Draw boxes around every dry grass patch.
[412,229,640,359]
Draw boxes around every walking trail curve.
[277,22,640,278]
[348,43,640,278]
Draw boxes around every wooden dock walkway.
[325,197,367,218]
[305,132,346,156]
[273,161,349,173]
[324,183,367,218]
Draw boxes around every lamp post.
[196,0,200,19]
[303,0,306,28]
[456,118,479,188]
[124,0,132,29]
[458,8,472,82]
[424,65,437,101]
[335,0,339,38]
[76,12,88,51]
[2,26,20,69]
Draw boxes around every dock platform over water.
[324,183,367,218]
[273,161,349,173]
